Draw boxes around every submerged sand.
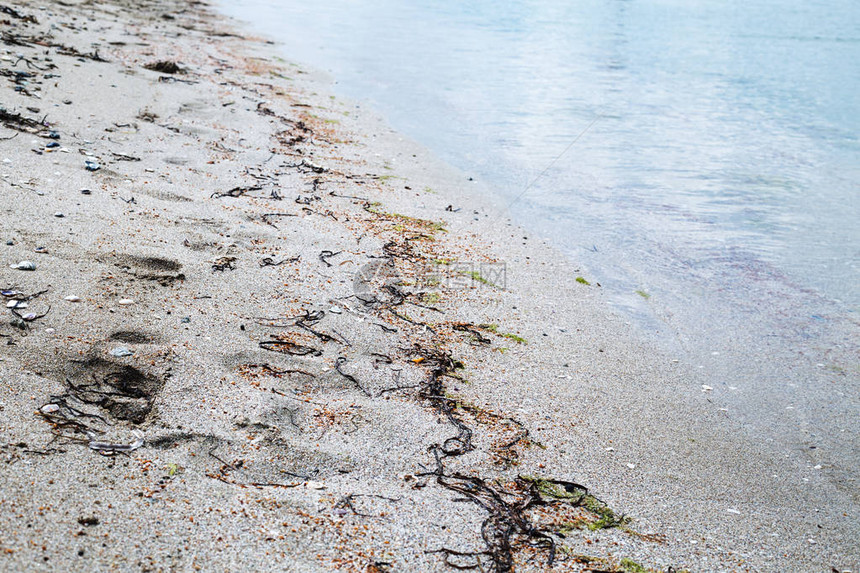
[0,1,857,572]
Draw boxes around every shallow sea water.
[218,0,858,479]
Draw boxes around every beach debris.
[54,212,64,218]
[0,4,39,23]
[77,516,100,527]
[259,338,322,356]
[144,60,183,74]
[701,385,713,392]
[334,356,371,396]
[260,255,300,267]
[84,160,100,171]
[626,463,636,469]
[6,300,27,309]
[319,250,341,267]
[109,347,134,358]
[80,188,91,195]
[11,304,50,322]
[328,306,342,314]
[118,298,135,305]
[212,256,237,271]
[88,430,144,455]
[211,185,261,199]
[39,404,60,415]
[64,295,81,302]
[34,246,48,253]
[1,290,23,297]
[10,260,35,270]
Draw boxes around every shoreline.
[0,1,856,572]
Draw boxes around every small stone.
[304,481,325,490]
[34,246,48,254]
[40,404,60,414]
[626,463,636,470]
[64,296,81,302]
[80,189,91,195]
[118,298,134,305]
[109,347,134,357]
[84,160,100,171]
[45,328,55,334]
[328,306,342,314]
[54,212,64,218]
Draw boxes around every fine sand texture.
[0,1,857,572]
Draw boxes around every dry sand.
[0,1,857,572]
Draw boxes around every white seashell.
[45,328,55,334]
[40,404,60,414]
[6,300,27,309]
[109,347,133,357]
[10,261,36,271]
[64,295,81,302]
[328,306,342,314]
[118,298,134,305]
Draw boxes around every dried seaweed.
[0,4,39,23]
[211,185,261,199]
[334,357,371,397]
[259,339,322,356]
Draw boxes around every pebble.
[40,404,60,414]
[84,160,100,171]
[110,347,134,357]
[328,306,342,314]
[80,188,91,195]
[10,261,36,270]
[54,212,64,218]
[45,328,55,334]
[118,298,134,305]
[34,246,48,254]
[64,295,81,302]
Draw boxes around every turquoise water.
[217,1,858,371]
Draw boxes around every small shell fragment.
[328,307,342,314]
[6,300,27,309]
[1,290,23,297]
[109,347,133,357]
[84,160,100,171]
[118,298,134,305]
[10,260,36,271]
[40,404,60,414]
[88,430,144,454]
[64,295,81,302]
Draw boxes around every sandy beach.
[0,1,857,571]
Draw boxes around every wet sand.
[0,1,857,572]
